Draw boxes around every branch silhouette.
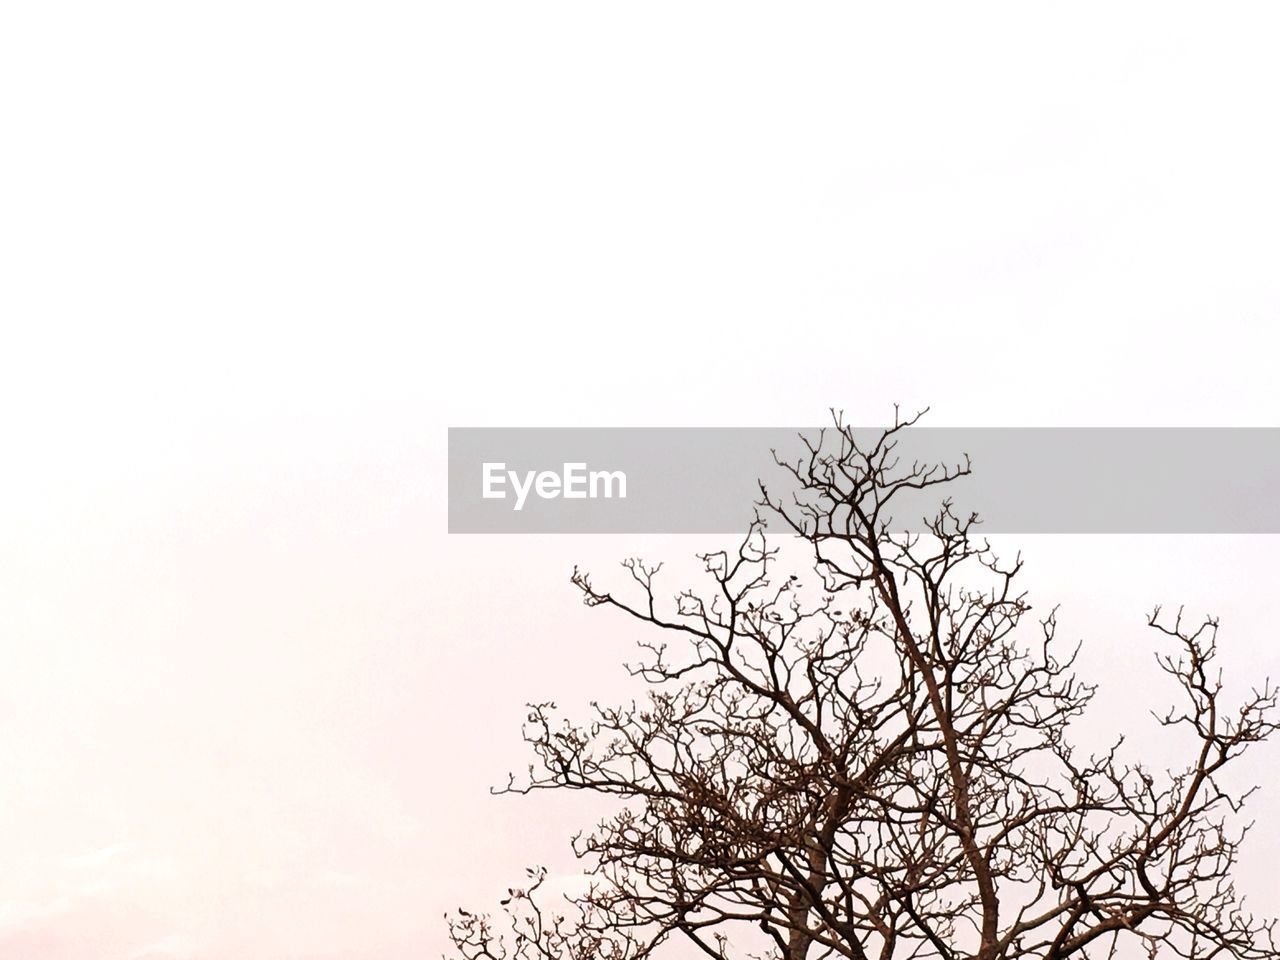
[448,412,1277,960]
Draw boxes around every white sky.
[2,3,1280,958]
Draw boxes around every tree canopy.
[449,413,1277,960]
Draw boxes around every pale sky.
[2,3,1280,958]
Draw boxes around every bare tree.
[448,413,1277,960]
